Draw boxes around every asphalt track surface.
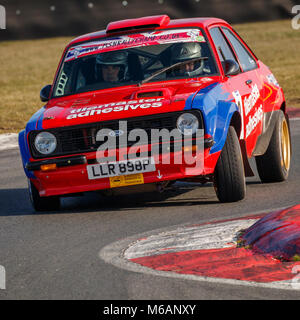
[0,120,300,300]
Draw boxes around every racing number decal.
[232,90,245,139]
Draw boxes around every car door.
[220,26,264,156]
[208,26,252,146]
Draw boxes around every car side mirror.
[40,85,52,102]
[223,59,240,76]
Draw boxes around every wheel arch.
[229,111,255,177]
[210,107,254,177]
[229,111,242,138]
[280,100,286,114]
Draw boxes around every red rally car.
[19,15,291,211]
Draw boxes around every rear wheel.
[255,111,291,182]
[213,126,246,202]
[28,180,60,212]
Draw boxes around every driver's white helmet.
[171,42,204,76]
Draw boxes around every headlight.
[34,132,57,155]
[176,113,199,135]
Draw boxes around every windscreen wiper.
[138,57,208,86]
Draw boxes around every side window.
[209,27,238,65]
[222,27,257,72]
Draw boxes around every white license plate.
[87,157,156,180]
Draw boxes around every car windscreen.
[53,28,218,98]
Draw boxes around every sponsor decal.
[245,105,263,138]
[65,29,205,62]
[187,29,204,42]
[66,98,164,119]
[244,84,260,116]
[267,73,280,87]
[232,84,262,139]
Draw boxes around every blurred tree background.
[0,0,297,40]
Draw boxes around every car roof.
[68,16,229,47]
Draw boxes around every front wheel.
[28,180,60,212]
[255,111,291,183]
[213,126,246,203]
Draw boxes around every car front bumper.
[25,143,220,197]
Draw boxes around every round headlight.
[176,113,199,135]
[34,132,57,155]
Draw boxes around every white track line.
[124,219,257,259]
[0,133,18,151]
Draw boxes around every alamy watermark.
[95,122,204,167]
[85,121,205,180]
[0,265,5,289]
[291,5,300,30]
[0,5,5,30]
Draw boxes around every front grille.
[29,111,203,159]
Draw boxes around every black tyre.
[213,126,246,202]
[28,180,60,212]
[255,111,291,183]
